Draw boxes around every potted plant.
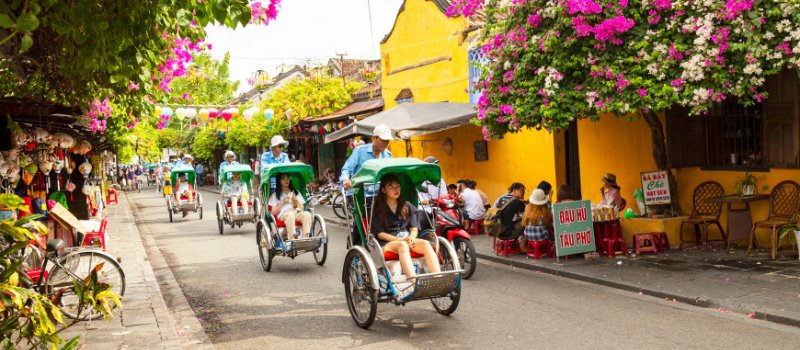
[633,188,646,215]
[734,172,758,196]
[777,214,800,260]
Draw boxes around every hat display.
[270,135,289,149]
[602,173,617,184]
[529,188,549,205]
[372,124,394,141]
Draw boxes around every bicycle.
[24,239,126,320]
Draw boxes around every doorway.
[564,122,582,199]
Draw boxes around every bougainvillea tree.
[451,0,800,209]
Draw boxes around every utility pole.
[336,51,348,88]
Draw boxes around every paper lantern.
[231,108,240,118]
[243,108,255,121]
[209,108,219,119]
[161,107,173,117]
[175,108,187,120]
[199,109,210,121]
[221,109,232,122]
[264,109,274,120]
[154,106,162,117]
[186,108,197,119]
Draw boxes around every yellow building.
[380,0,800,250]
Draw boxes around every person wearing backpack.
[484,182,526,241]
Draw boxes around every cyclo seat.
[45,239,64,253]
[267,206,301,228]
[384,251,424,261]
[226,200,253,207]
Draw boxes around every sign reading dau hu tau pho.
[553,200,595,257]
[640,170,671,205]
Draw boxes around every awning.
[305,98,384,123]
[323,102,476,143]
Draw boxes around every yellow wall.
[380,0,471,109]
[576,115,661,205]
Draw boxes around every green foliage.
[777,214,800,247]
[0,195,120,348]
[192,127,222,162]
[259,71,363,124]
[166,52,239,105]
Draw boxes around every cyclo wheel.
[332,194,348,220]
[312,216,327,266]
[216,201,224,235]
[257,221,274,272]
[453,237,477,279]
[431,239,461,315]
[343,248,377,329]
[47,250,126,320]
[168,197,173,223]
[197,193,203,220]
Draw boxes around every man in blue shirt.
[340,124,394,189]
[195,162,204,187]
[340,124,394,246]
[261,135,291,190]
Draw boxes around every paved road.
[130,189,800,349]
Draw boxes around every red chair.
[494,238,521,257]
[602,220,628,258]
[653,232,669,252]
[267,206,303,238]
[82,217,108,251]
[466,219,484,235]
[632,233,658,256]
[384,251,425,261]
[526,240,553,259]
[107,189,118,205]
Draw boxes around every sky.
[204,0,404,95]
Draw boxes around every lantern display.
[209,108,219,119]
[161,107,173,117]
[264,109,274,120]
[186,108,198,119]
[175,108,187,120]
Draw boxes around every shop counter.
[619,216,689,249]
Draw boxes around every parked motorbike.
[420,193,477,279]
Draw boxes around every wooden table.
[705,194,770,249]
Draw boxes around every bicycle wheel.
[257,222,274,271]
[47,250,126,320]
[332,194,348,220]
[343,248,377,329]
[431,240,460,315]
[453,237,477,279]
[311,216,327,266]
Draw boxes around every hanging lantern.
[264,109,274,120]
[199,108,210,121]
[186,108,198,119]
[221,109,233,122]
[175,108,187,120]
[154,106,162,117]
[231,108,240,118]
[208,108,219,119]
[161,107,173,117]
[243,108,255,121]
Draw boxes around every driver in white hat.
[219,150,239,182]
[179,154,193,168]
[260,135,290,172]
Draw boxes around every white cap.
[373,124,394,141]
[183,154,193,160]
[529,188,549,205]
[270,135,289,149]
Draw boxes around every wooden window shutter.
[763,69,800,168]
[667,106,706,168]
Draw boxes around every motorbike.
[420,193,477,279]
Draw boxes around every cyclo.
[215,164,262,234]
[341,158,462,329]
[166,166,203,222]
[255,163,328,272]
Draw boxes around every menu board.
[49,202,88,234]
[640,170,671,205]
[552,200,595,257]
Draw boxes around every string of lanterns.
[153,106,276,124]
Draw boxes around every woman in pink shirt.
[600,173,624,210]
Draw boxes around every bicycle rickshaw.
[255,163,328,272]
[341,158,462,329]
[215,164,262,234]
[146,164,158,187]
[166,166,203,222]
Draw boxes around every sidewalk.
[60,191,183,349]
[471,234,800,327]
[312,207,800,328]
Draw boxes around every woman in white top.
[268,173,312,240]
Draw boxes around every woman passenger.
[371,174,440,281]
[268,174,312,240]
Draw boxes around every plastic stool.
[654,232,669,252]
[107,189,118,205]
[467,219,484,235]
[526,240,552,259]
[633,233,658,255]
[494,238,521,257]
[603,237,629,258]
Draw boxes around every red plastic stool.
[467,219,484,235]
[494,238,521,257]
[107,189,118,205]
[653,232,669,252]
[632,233,658,255]
[603,236,628,258]
[526,240,552,259]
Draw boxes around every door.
[763,69,800,167]
[565,122,582,199]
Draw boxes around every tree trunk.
[641,109,683,215]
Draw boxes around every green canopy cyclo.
[166,166,202,222]
[215,164,261,235]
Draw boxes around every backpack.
[484,198,517,237]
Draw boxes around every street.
[129,188,800,349]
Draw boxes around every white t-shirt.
[268,191,306,218]
[177,182,190,195]
[460,188,486,220]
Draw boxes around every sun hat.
[224,150,236,159]
[270,135,289,149]
[423,156,439,164]
[529,188,549,205]
[183,154,193,160]
[601,173,617,184]
[373,124,394,141]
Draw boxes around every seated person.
[268,173,312,240]
[521,189,554,248]
[371,174,440,282]
[600,173,624,210]
[458,180,486,225]
[222,172,250,214]
[556,184,576,203]
[447,184,458,198]
[174,173,194,216]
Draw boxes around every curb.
[129,194,215,349]
[473,250,800,329]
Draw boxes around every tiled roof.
[306,98,385,123]
[327,58,380,84]
[395,88,413,102]
[352,76,382,101]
